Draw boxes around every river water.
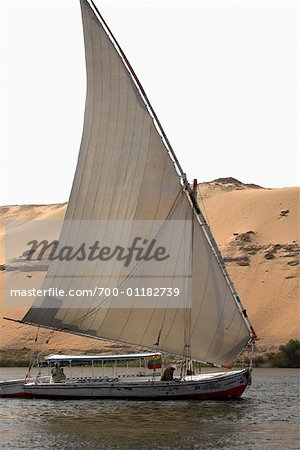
[0,368,299,450]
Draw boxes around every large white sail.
[21,0,252,366]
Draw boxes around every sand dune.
[0,179,299,357]
[197,178,299,349]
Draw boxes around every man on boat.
[161,366,175,381]
[50,364,66,383]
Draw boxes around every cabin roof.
[44,352,161,363]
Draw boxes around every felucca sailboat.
[1,0,256,399]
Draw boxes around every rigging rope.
[25,326,40,379]
[65,188,184,329]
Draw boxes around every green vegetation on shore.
[0,358,31,367]
[268,339,300,368]
[1,340,299,368]
[242,339,300,368]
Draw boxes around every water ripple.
[0,368,299,449]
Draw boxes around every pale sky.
[1,0,299,205]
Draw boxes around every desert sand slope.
[0,179,299,358]
[0,204,114,356]
[198,178,299,348]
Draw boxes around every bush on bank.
[268,339,300,368]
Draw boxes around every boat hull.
[0,369,250,400]
[0,379,27,397]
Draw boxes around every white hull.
[0,369,250,400]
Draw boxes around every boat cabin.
[38,352,163,383]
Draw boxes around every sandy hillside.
[197,178,299,349]
[0,178,299,358]
[0,204,114,356]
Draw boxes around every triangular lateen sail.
[22,0,253,366]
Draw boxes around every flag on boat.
[147,355,162,369]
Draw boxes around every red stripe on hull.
[180,384,247,399]
[1,392,28,398]
[1,383,247,400]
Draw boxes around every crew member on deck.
[50,364,66,383]
[161,366,175,381]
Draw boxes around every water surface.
[0,368,299,449]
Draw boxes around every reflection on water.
[0,368,299,449]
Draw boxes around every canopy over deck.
[44,353,161,363]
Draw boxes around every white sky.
[1,0,299,205]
